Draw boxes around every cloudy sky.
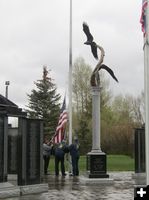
[0,0,144,109]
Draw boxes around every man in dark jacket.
[54,140,68,176]
[69,137,80,176]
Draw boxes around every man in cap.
[69,137,80,176]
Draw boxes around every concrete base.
[8,174,17,186]
[132,173,146,185]
[8,174,17,181]
[132,172,146,179]
[20,183,49,195]
[0,182,20,199]
[79,175,114,185]
[0,182,48,198]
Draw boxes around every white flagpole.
[68,0,72,145]
[144,0,149,185]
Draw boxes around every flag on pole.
[52,97,68,144]
[140,0,148,36]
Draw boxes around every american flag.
[140,0,148,36]
[52,97,67,144]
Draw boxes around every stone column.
[87,86,109,178]
[91,86,101,153]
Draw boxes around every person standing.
[54,140,67,176]
[69,137,80,176]
[43,138,52,175]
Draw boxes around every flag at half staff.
[140,0,148,36]
[53,97,68,144]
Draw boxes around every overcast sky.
[0,0,144,109]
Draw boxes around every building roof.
[0,94,27,117]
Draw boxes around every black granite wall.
[18,117,43,185]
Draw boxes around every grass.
[48,154,134,173]
[107,155,134,171]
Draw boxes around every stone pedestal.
[87,86,109,178]
[87,152,109,178]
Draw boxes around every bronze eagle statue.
[83,22,118,86]
[83,22,98,60]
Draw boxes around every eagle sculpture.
[83,22,98,60]
[83,22,118,86]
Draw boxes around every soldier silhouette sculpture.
[83,22,118,86]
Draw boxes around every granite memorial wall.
[0,115,8,182]
[18,117,43,185]
[8,127,18,174]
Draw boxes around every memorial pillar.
[87,86,109,178]
[91,86,101,152]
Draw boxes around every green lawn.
[107,155,134,171]
[48,154,134,173]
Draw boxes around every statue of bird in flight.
[83,22,98,60]
[83,22,118,86]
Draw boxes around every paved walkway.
[5,172,145,200]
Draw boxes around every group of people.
[43,137,80,176]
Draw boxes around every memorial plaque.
[0,116,4,182]
[8,128,18,174]
[90,155,106,174]
[18,117,43,185]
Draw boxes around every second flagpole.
[144,0,149,185]
[68,0,72,146]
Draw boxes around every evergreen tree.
[26,66,61,138]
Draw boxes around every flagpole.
[68,0,72,145]
[144,0,149,185]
